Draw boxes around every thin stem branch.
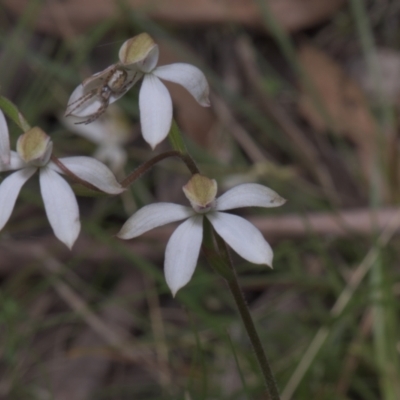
[120,150,199,188]
[222,245,280,400]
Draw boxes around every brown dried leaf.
[3,0,345,36]
[298,44,376,176]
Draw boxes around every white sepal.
[0,110,10,165]
[117,203,194,239]
[207,211,273,267]
[0,167,36,230]
[153,63,210,107]
[165,215,203,296]
[50,156,124,194]
[216,183,286,211]
[139,74,173,149]
[40,167,81,249]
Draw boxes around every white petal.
[117,203,194,239]
[216,184,286,211]
[40,167,80,249]
[0,151,26,172]
[139,74,173,149]
[207,212,273,266]
[0,110,10,165]
[165,215,203,296]
[0,167,36,231]
[50,156,124,194]
[153,63,210,107]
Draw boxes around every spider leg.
[119,71,139,92]
[65,89,97,117]
[74,98,110,125]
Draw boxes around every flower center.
[16,127,53,166]
[118,33,158,72]
[183,174,217,214]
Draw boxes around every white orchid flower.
[0,121,124,249]
[117,174,285,296]
[65,33,210,149]
[62,106,131,173]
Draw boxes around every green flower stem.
[225,266,280,400]
[168,119,187,154]
[167,119,199,174]
[203,220,281,399]
[120,150,198,188]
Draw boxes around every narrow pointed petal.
[0,167,36,231]
[40,167,80,249]
[139,74,172,149]
[49,156,124,194]
[165,216,203,296]
[0,151,26,172]
[216,184,286,211]
[0,110,10,165]
[117,203,194,239]
[207,212,273,266]
[153,63,210,107]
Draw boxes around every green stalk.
[224,262,280,399]
[167,120,199,175]
[203,220,281,399]
[168,119,188,154]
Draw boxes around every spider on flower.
[65,64,139,125]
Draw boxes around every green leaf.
[0,96,31,132]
